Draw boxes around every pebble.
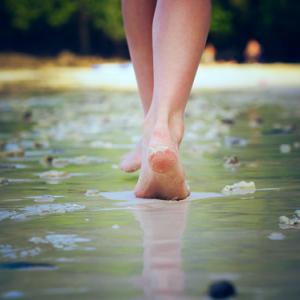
[222,181,256,195]
[224,136,248,147]
[1,290,24,298]
[268,232,285,240]
[29,234,92,251]
[26,195,64,203]
[38,170,69,179]
[280,144,291,154]
[0,178,9,185]
[293,142,300,149]
[0,203,85,222]
[223,156,240,169]
[294,210,300,218]
[208,280,236,299]
[85,189,100,197]
[264,124,296,135]
[279,215,300,228]
[0,244,42,259]
[38,170,70,184]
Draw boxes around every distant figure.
[202,43,217,64]
[244,39,262,63]
[120,0,211,200]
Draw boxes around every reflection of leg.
[135,0,211,200]
[120,0,156,172]
[134,202,188,299]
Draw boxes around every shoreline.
[0,63,300,95]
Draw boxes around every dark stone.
[23,111,32,123]
[208,280,236,299]
[221,118,235,125]
[0,261,57,270]
[263,124,296,135]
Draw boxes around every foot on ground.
[134,119,189,200]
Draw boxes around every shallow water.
[0,89,300,299]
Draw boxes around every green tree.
[4,0,125,54]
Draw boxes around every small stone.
[279,215,299,226]
[23,110,32,123]
[85,189,99,197]
[223,156,240,169]
[224,136,248,148]
[208,280,236,299]
[280,144,291,154]
[40,155,54,166]
[268,232,285,240]
[38,170,69,180]
[279,216,290,225]
[294,210,300,218]
[0,178,9,185]
[2,290,24,298]
[222,181,256,195]
[293,142,300,149]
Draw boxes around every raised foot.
[119,142,142,173]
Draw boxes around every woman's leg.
[135,0,211,200]
[120,0,157,172]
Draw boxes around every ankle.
[143,112,184,145]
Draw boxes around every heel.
[148,146,177,173]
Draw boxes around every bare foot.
[134,118,190,200]
[120,141,142,173]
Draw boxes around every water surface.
[0,89,299,299]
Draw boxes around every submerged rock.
[23,110,32,123]
[279,215,299,225]
[85,189,100,197]
[0,178,9,185]
[279,212,300,229]
[223,156,240,169]
[26,195,64,203]
[293,142,300,149]
[224,136,248,148]
[0,163,27,170]
[40,155,54,167]
[1,290,24,298]
[268,232,285,240]
[294,210,300,218]
[29,234,93,251]
[38,170,70,184]
[0,244,41,259]
[263,124,296,135]
[41,155,107,168]
[0,203,85,222]
[280,144,291,154]
[248,116,263,128]
[222,181,256,195]
[208,280,236,299]
[0,143,24,157]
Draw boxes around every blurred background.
[0,0,299,66]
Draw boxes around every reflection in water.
[134,201,189,300]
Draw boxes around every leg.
[135,0,211,200]
[120,0,156,172]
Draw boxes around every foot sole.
[148,147,177,173]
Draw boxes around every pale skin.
[120,0,211,200]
